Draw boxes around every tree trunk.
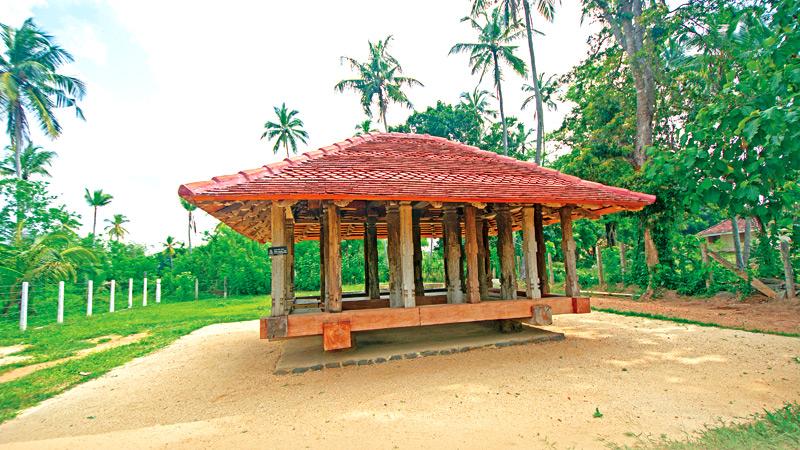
[492,51,509,155]
[780,239,796,300]
[631,64,655,168]
[522,0,545,165]
[187,212,193,253]
[92,206,98,236]
[13,104,24,180]
[743,218,752,266]
[643,226,658,268]
[595,243,605,288]
[380,103,388,132]
[730,216,744,270]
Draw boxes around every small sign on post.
[268,246,288,256]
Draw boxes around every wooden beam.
[412,210,425,296]
[476,218,489,299]
[496,204,517,300]
[707,249,777,299]
[443,205,464,303]
[325,203,342,312]
[560,205,580,297]
[464,205,481,303]
[386,202,402,307]
[270,203,287,316]
[399,202,416,307]
[595,242,605,288]
[285,212,295,308]
[262,297,590,339]
[522,206,542,299]
[322,321,352,351]
[319,210,326,304]
[534,204,548,295]
[365,211,380,300]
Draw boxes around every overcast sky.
[1,0,596,251]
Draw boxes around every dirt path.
[0,313,798,449]
[593,295,800,335]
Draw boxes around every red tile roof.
[697,218,761,237]
[179,133,655,209]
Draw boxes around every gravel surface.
[0,312,798,449]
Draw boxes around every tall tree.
[471,0,558,164]
[83,188,112,236]
[459,87,497,128]
[0,144,55,180]
[0,18,85,179]
[104,214,129,241]
[162,236,179,269]
[521,73,557,116]
[450,9,528,155]
[260,103,309,159]
[335,36,423,132]
[180,198,197,253]
[354,119,379,136]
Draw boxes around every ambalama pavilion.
[179,133,655,350]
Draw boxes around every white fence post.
[57,281,65,324]
[143,277,148,306]
[87,280,93,316]
[128,278,133,309]
[155,278,161,303]
[20,282,29,331]
[194,278,199,301]
[109,279,116,313]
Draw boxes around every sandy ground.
[0,312,798,449]
[593,294,800,335]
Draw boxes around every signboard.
[268,246,289,256]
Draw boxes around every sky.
[1,0,596,251]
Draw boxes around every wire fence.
[0,275,235,332]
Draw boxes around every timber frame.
[179,133,656,351]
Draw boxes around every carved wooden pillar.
[270,203,287,316]
[412,209,425,297]
[476,217,489,299]
[534,204,548,294]
[482,219,492,290]
[560,205,580,297]
[443,205,464,303]
[386,202,402,307]
[495,204,517,300]
[284,211,295,308]
[522,205,542,299]
[325,203,342,312]
[319,209,326,307]
[464,205,481,303]
[364,210,380,299]
[399,202,416,307]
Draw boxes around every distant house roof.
[697,218,761,237]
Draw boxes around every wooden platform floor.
[274,321,564,374]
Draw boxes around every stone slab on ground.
[274,321,564,374]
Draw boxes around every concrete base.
[274,321,565,375]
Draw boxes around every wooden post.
[496,205,517,300]
[412,209,425,297]
[534,204,548,294]
[619,243,627,280]
[194,277,199,301]
[476,218,489,299]
[560,206,580,297]
[143,277,148,306]
[128,278,133,309]
[482,219,492,289]
[547,251,555,286]
[780,238,796,300]
[270,203,287,316]
[110,279,116,312]
[284,211,295,309]
[443,205,464,303]
[223,277,228,299]
[522,206,542,299]
[399,202,416,307]
[595,243,605,288]
[325,202,342,312]
[57,281,64,323]
[87,280,93,316]
[155,278,161,304]
[700,242,711,289]
[386,202,402,307]
[319,209,326,305]
[19,282,28,331]
[464,205,481,303]
[364,211,380,300]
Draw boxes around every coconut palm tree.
[0,144,56,179]
[354,119,379,136]
[0,224,95,313]
[471,0,557,164]
[261,103,309,159]
[450,9,527,155]
[83,188,113,236]
[162,236,180,269]
[335,36,423,132]
[180,198,197,253]
[459,87,497,126]
[521,72,557,114]
[104,214,129,241]
[0,18,85,179]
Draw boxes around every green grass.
[622,403,800,449]
[593,307,800,338]
[0,295,270,423]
